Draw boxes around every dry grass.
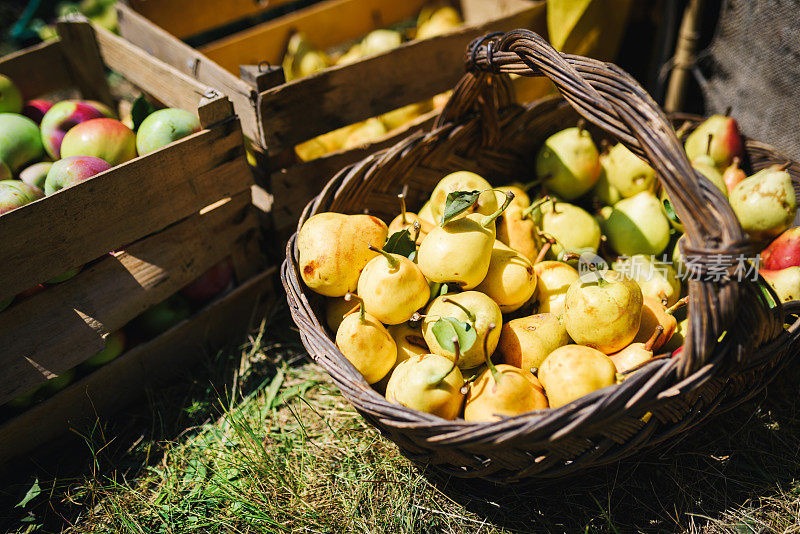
[1,301,799,533]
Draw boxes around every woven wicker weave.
[282,30,800,482]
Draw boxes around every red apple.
[60,118,137,166]
[40,100,107,159]
[761,227,800,270]
[0,179,43,215]
[181,258,234,302]
[0,113,44,172]
[22,99,53,125]
[44,155,111,195]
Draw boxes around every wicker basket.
[282,29,800,482]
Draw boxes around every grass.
[1,300,799,533]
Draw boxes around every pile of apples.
[291,2,460,161]
[297,112,799,421]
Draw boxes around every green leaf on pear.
[662,198,682,226]
[431,317,477,353]
[441,190,481,225]
[131,94,156,132]
[383,228,416,258]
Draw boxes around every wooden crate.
[115,0,547,232]
[0,19,268,462]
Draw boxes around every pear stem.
[411,220,422,243]
[665,296,689,315]
[368,244,399,270]
[519,178,541,192]
[428,336,460,386]
[442,297,476,324]
[731,156,741,170]
[777,161,791,171]
[521,195,551,218]
[398,192,408,225]
[577,118,586,134]
[534,240,553,265]
[344,293,366,322]
[705,133,713,157]
[481,191,514,228]
[482,323,501,384]
[643,325,664,352]
[675,121,692,140]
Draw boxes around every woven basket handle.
[438,30,770,378]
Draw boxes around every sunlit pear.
[342,118,387,149]
[538,345,617,408]
[498,313,570,372]
[385,352,465,419]
[475,241,537,313]
[533,260,580,315]
[602,143,657,198]
[357,246,430,324]
[609,325,663,373]
[428,171,496,223]
[335,294,396,384]
[612,254,681,306]
[535,125,601,200]
[298,213,388,296]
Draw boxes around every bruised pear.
[299,213,388,296]
[428,171,496,223]
[564,270,643,354]
[357,246,430,324]
[464,324,549,421]
[475,241,537,313]
[335,295,396,384]
[761,267,800,303]
[498,313,570,372]
[538,345,617,408]
[613,254,681,306]
[533,261,580,315]
[535,125,601,200]
[599,192,671,256]
[535,200,601,256]
[730,168,797,242]
[385,352,465,419]
[417,192,512,289]
[422,291,502,369]
[325,296,358,332]
[602,143,657,198]
[609,325,663,373]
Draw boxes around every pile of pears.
[289,3,461,161]
[297,113,799,422]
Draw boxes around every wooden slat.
[0,191,258,405]
[126,0,297,39]
[271,110,437,232]
[0,122,251,299]
[0,266,276,466]
[55,18,116,109]
[200,0,429,71]
[257,3,544,151]
[115,4,261,141]
[0,40,74,99]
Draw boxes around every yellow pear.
[609,325,663,373]
[385,351,465,419]
[342,118,387,149]
[613,254,681,306]
[422,291,502,369]
[428,171,497,223]
[298,213,388,296]
[335,295,396,384]
[533,260,580,315]
[464,324,549,422]
[538,345,617,408]
[387,192,434,238]
[496,205,540,262]
[633,296,686,351]
[357,246,430,324]
[380,101,432,131]
[475,241,537,313]
[498,313,570,372]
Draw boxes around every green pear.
[593,166,622,205]
[599,192,671,256]
[672,235,686,277]
[535,200,601,256]
[538,345,616,408]
[422,291,503,369]
[730,168,797,242]
[498,313,570,372]
[684,115,743,171]
[661,317,689,353]
[535,126,601,200]
[385,352,465,419]
[692,155,728,197]
[602,143,657,198]
[564,270,643,354]
[357,247,430,324]
[613,254,681,306]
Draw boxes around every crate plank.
[0,123,251,299]
[55,17,116,109]
[115,5,261,140]
[256,3,543,151]
[0,266,276,466]
[126,0,297,39]
[0,191,257,405]
[200,0,429,71]
[0,40,74,99]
